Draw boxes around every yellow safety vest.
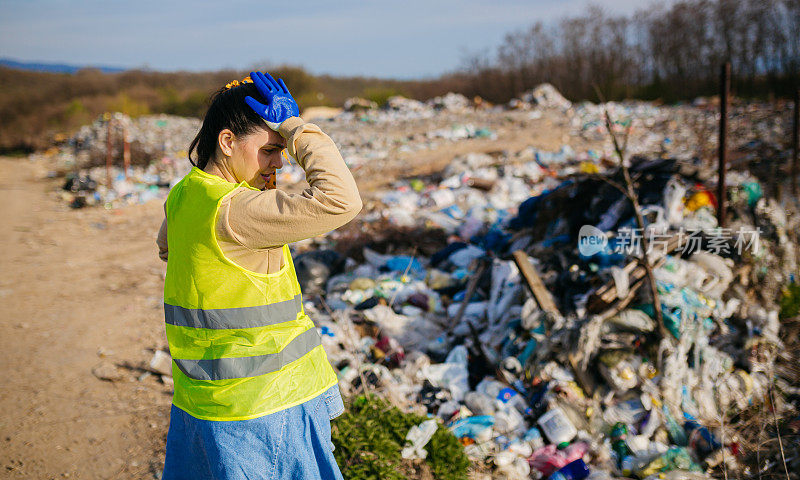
[163,166,338,421]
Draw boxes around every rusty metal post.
[717,62,730,228]
[122,122,130,180]
[793,87,799,197]
[105,114,113,190]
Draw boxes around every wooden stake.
[592,83,667,343]
[449,257,489,329]
[122,122,130,180]
[792,87,799,198]
[105,114,113,191]
[512,250,560,316]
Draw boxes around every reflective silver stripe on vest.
[173,327,323,381]
[164,294,303,329]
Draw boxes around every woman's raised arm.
[218,116,362,249]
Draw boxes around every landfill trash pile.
[344,97,379,112]
[58,158,189,209]
[338,93,474,125]
[38,83,800,476]
[300,94,502,173]
[45,112,200,170]
[298,151,799,479]
[37,84,793,213]
[31,112,197,208]
[321,90,791,189]
[510,84,573,111]
[429,92,473,112]
[317,102,689,187]
[384,96,437,119]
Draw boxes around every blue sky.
[0,0,643,79]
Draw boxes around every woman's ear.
[218,129,234,157]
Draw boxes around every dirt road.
[0,157,171,479]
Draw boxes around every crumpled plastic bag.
[423,345,470,401]
[401,418,438,460]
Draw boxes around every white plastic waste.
[422,345,470,401]
[488,260,522,323]
[689,251,734,298]
[610,266,630,300]
[493,450,531,479]
[448,245,486,269]
[149,350,172,376]
[606,309,656,332]
[465,391,496,415]
[401,418,439,460]
[537,407,577,445]
[663,178,687,226]
[494,407,525,434]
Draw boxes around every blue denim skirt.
[162,384,345,480]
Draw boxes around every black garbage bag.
[294,249,345,297]
[63,174,97,193]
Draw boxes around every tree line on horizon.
[1,0,797,154]
[453,0,800,103]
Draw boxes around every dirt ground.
[0,114,599,479]
[0,156,172,479]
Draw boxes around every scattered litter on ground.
[309,147,799,477]
[50,84,799,478]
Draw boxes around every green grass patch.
[361,87,406,108]
[331,394,469,480]
[780,282,800,319]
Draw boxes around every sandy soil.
[0,157,171,479]
[0,114,595,479]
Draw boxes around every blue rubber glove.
[244,71,300,130]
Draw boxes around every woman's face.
[225,125,286,190]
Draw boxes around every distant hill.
[0,58,126,74]
[0,65,457,154]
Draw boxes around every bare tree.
[457,0,798,103]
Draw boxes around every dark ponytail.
[188,83,268,169]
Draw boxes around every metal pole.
[105,114,113,191]
[122,122,130,180]
[717,62,730,228]
[793,87,799,198]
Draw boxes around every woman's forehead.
[246,127,285,148]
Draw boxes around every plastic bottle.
[517,338,538,365]
[524,426,545,450]
[476,379,528,414]
[549,459,590,480]
[661,405,688,446]
[537,407,578,446]
[497,386,529,414]
[610,422,634,467]
[448,415,494,442]
[464,391,496,416]
[620,456,637,477]
[685,420,721,457]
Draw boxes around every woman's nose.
[273,151,287,169]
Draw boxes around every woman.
[156,71,361,479]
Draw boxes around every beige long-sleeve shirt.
[156,116,362,273]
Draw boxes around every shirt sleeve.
[156,208,168,262]
[221,116,363,250]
